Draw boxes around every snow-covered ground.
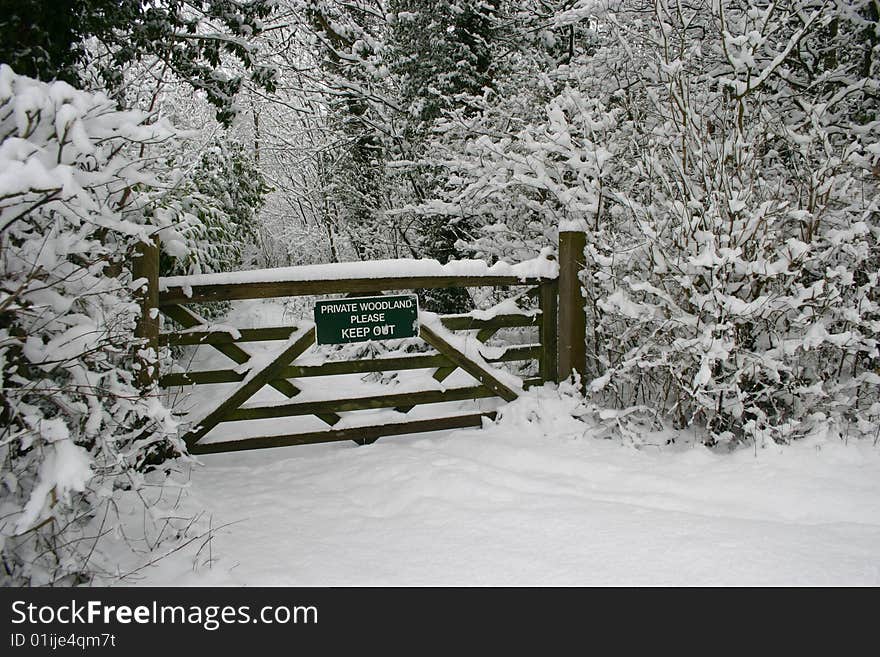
[133,301,880,586]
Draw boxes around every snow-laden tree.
[1,0,280,271]
[294,0,398,260]
[0,66,195,585]
[385,0,509,311]
[414,0,880,446]
[158,137,270,277]
[254,2,526,275]
[0,0,278,124]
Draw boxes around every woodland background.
[0,0,877,585]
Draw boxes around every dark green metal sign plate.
[314,294,419,345]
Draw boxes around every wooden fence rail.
[159,346,543,388]
[159,275,549,306]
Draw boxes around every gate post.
[133,234,160,389]
[538,278,559,383]
[557,226,587,386]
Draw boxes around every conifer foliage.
[0,0,277,124]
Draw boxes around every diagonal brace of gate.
[161,304,299,398]
[419,315,520,403]
[180,325,320,448]
[162,304,340,427]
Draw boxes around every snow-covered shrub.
[152,137,269,322]
[157,138,269,278]
[580,1,880,445]
[428,80,616,262]
[0,65,190,585]
[418,1,880,446]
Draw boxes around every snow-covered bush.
[582,1,880,445]
[150,137,269,326]
[0,65,190,585]
[419,0,880,446]
[157,138,269,278]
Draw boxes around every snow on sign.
[314,294,419,345]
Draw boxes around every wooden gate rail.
[158,311,541,347]
[159,345,542,387]
[190,413,498,454]
[159,274,548,306]
[226,384,499,421]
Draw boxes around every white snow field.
[136,301,880,586]
[134,405,880,587]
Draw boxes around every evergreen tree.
[389,0,504,311]
[302,0,394,260]
[0,0,277,124]
[389,0,499,128]
[159,139,270,278]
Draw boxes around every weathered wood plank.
[287,353,448,377]
[420,321,520,403]
[433,325,500,384]
[191,412,498,454]
[558,230,587,384]
[160,326,296,346]
[159,276,548,306]
[159,345,542,387]
[160,355,449,387]
[161,370,244,386]
[225,385,496,421]
[439,312,540,331]
[180,326,326,447]
[160,305,299,399]
[539,279,559,383]
[496,344,540,361]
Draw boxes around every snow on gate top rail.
[158,252,559,305]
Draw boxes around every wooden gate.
[133,231,587,454]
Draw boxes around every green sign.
[314,294,419,345]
